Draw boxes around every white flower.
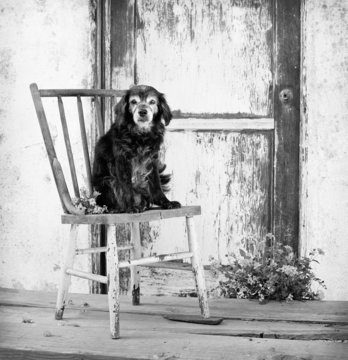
[88,198,96,207]
[286,293,293,302]
[284,245,293,253]
[278,265,298,276]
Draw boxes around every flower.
[72,188,108,214]
[209,238,325,302]
[88,198,96,207]
[283,245,293,253]
[278,265,298,276]
[286,293,293,302]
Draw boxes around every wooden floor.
[0,288,347,360]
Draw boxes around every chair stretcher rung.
[119,251,193,269]
[66,268,107,284]
[66,252,193,283]
[75,245,133,255]
[76,247,107,255]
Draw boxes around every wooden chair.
[30,83,210,339]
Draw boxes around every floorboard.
[0,288,347,360]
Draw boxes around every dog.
[92,85,181,213]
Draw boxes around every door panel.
[132,0,274,264]
[136,0,273,115]
[149,131,272,263]
[102,0,301,294]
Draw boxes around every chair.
[30,83,210,339]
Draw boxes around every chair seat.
[61,205,201,224]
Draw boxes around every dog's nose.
[138,109,147,117]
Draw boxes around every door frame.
[94,0,301,254]
[272,0,301,252]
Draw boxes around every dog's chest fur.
[130,146,153,190]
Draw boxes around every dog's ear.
[158,93,172,126]
[113,94,128,127]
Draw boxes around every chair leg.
[130,222,141,305]
[55,224,79,320]
[106,225,120,339]
[185,216,210,318]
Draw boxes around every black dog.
[92,85,181,213]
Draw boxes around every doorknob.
[279,88,293,104]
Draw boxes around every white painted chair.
[30,83,210,339]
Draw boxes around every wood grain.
[39,89,125,97]
[66,268,107,284]
[58,96,80,198]
[186,216,210,318]
[147,132,272,264]
[77,96,93,195]
[1,288,347,325]
[55,224,79,320]
[167,118,274,131]
[107,1,275,296]
[89,224,102,294]
[273,0,301,250]
[110,0,136,89]
[61,206,201,224]
[0,289,347,359]
[30,83,68,213]
[94,96,104,137]
[136,0,273,115]
[106,225,120,338]
[129,223,142,305]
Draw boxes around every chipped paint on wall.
[0,0,96,293]
[145,131,271,265]
[127,0,273,269]
[301,0,348,300]
[136,0,273,115]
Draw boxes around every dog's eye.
[149,99,156,105]
[130,99,138,105]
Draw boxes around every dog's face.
[115,85,172,131]
[128,86,159,131]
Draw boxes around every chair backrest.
[30,83,125,215]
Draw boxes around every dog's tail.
[159,164,171,193]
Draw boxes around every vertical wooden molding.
[299,0,308,257]
[273,0,301,252]
[104,0,113,128]
[89,0,105,294]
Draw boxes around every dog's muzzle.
[134,105,153,125]
[138,108,148,121]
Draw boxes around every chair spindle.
[77,96,93,195]
[58,96,80,198]
[30,84,69,212]
[94,96,104,137]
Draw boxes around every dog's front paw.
[124,206,142,214]
[161,201,181,210]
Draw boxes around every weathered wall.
[301,0,348,300]
[0,0,96,293]
[1,0,348,301]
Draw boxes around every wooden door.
[98,0,300,294]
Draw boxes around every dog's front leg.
[150,161,181,209]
